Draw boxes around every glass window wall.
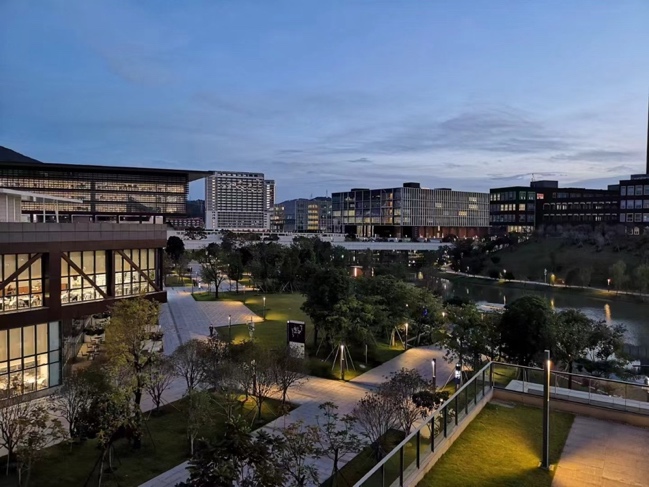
[61,251,107,304]
[0,254,43,313]
[115,249,158,297]
[0,322,60,396]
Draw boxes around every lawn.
[199,292,403,380]
[419,403,574,487]
[165,275,192,287]
[9,395,287,487]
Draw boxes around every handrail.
[353,361,493,486]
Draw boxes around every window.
[628,213,634,222]
[61,251,106,304]
[628,186,635,196]
[0,254,43,313]
[0,322,60,396]
[634,213,642,223]
[645,186,649,196]
[115,249,158,297]
[636,185,643,195]
[518,204,526,211]
[636,200,644,209]
[620,214,626,222]
[621,186,627,196]
[644,214,649,223]
[620,200,627,210]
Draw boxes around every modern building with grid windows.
[205,171,275,231]
[271,197,332,233]
[0,147,209,223]
[332,183,489,239]
[0,220,167,399]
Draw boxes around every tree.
[634,263,649,295]
[171,339,210,395]
[197,244,228,298]
[0,393,41,476]
[15,403,65,487]
[275,421,322,487]
[250,350,278,423]
[184,226,207,240]
[227,250,245,293]
[499,296,555,365]
[144,355,175,412]
[324,296,376,353]
[186,391,214,456]
[272,347,308,409]
[609,260,627,293]
[316,402,364,484]
[165,236,185,263]
[380,368,429,434]
[554,309,598,389]
[50,369,94,439]
[104,296,160,407]
[352,391,398,460]
[301,267,352,348]
[179,415,287,487]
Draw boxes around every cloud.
[348,157,372,163]
[552,150,642,163]
[488,172,566,181]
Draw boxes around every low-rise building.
[272,197,332,233]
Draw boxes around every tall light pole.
[404,322,408,350]
[228,314,232,342]
[431,358,437,391]
[541,349,551,470]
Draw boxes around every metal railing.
[492,362,649,414]
[353,362,494,487]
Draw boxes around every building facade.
[205,171,274,231]
[166,217,205,230]
[618,174,649,232]
[490,180,619,234]
[272,197,332,233]
[332,183,489,239]
[0,158,208,224]
[0,222,166,398]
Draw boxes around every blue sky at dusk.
[1,1,648,201]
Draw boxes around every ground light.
[228,314,232,342]
[263,296,266,320]
[404,322,408,350]
[431,358,437,390]
[340,344,345,381]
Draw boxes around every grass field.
[9,395,286,487]
[419,403,574,487]
[483,239,638,287]
[197,292,403,380]
[164,275,192,287]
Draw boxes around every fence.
[492,362,649,414]
[353,362,494,487]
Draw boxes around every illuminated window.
[61,251,107,304]
[0,254,43,313]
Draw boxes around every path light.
[340,344,345,381]
[228,314,232,342]
[263,296,266,320]
[541,350,551,470]
[431,358,437,391]
[607,278,611,291]
[404,323,408,350]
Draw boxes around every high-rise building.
[205,171,274,231]
[272,197,332,233]
[332,183,489,239]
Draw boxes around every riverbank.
[437,270,649,304]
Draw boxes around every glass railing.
[492,362,649,414]
[354,362,494,487]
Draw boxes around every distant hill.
[0,146,43,163]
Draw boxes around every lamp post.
[607,278,611,291]
[228,314,232,342]
[191,271,194,295]
[431,358,437,391]
[404,323,408,350]
[544,268,548,284]
[340,344,345,381]
[541,349,551,470]
[454,362,462,391]
[263,296,266,320]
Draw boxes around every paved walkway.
[553,416,649,487]
[140,346,455,487]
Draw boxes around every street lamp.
[404,323,408,350]
[228,314,232,342]
[431,358,437,391]
[607,278,611,291]
[340,344,345,381]
[263,296,266,320]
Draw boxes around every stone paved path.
[140,346,455,487]
[552,416,649,487]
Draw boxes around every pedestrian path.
[140,346,455,487]
[552,416,649,487]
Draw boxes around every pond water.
[435,278,649,351]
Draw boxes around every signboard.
[287,320,306,359]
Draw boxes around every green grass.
[165,275,191,287]
[419,403,574,487]
[10,395,287,487]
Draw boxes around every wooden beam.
[0,253,42,293]
[115,250,161,293]
[61,253,108,299]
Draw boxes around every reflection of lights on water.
[604,303,611,322]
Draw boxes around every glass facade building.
[0,161,209,223]
[271,197,332,233]
[0,222,167,398]
[332,183,489,239]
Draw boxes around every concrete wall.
[0,222,168,244]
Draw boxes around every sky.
[1,1,648,202]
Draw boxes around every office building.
[490,180,619,234]
[166,217,205,230]
[618,174,649,233]
[332,183,489,239]
[272,197,332,233]
[205,171,274,231]
[0,218,166,398]
[0,147,209,223]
